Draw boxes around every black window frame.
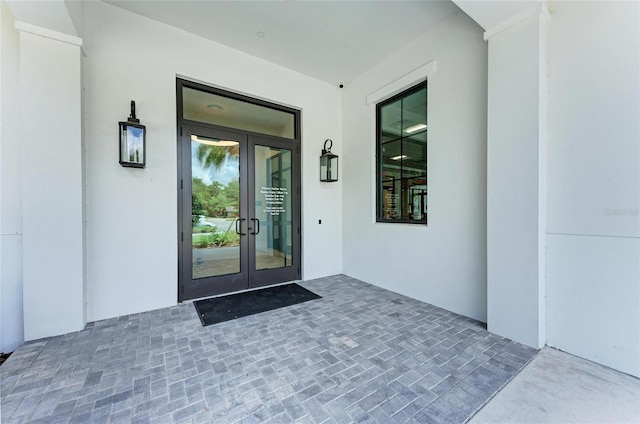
[376,81,428,225]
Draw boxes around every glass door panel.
[180,125,249,301]
[254,145,293,271]
[191,135,242,279]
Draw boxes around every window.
[377,81,427,224]
[182,86,296,139]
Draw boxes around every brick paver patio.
[0,275,537,423]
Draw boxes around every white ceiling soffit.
[452,0,537,31]
[103,0,460,85]
[5,0,79,36]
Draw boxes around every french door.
[178,123,301,301]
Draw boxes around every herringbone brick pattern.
[0,275,537,423]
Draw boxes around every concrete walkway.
[470,347,640,423]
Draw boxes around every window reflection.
[183,87,295,139]
[255,145,292,270]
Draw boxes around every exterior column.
[1,0,23,353]
[17,22,85,340]
[485,6,548,348]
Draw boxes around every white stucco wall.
[545,1,640,377]
[341,11,488,322]
[83,2,342,322]
[0,0,24,353]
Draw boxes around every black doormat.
[0,352,11,367]
[194,283,321,326]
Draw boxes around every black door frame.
[176,79,302,302]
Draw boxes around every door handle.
[250,218,260,235]
[235,218,246,235]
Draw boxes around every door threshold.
[180,279,302,304]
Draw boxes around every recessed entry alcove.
[177,79,302,301]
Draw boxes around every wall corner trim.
[15,20,83,47]
[366,60,436,105]
[483,3,550,41]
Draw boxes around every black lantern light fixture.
[119,100,146,168]
[320,139,338,182]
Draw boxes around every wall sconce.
[320,139,338,182]
[119,100,146,168]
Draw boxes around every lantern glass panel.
[320,153,338,182]
[329,156,338,181]
[320,156,328,181]
[119,122,146,168]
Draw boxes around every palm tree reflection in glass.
[191,138,241,279]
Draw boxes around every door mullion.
[246,138,256,284]
[240,135,251,288]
